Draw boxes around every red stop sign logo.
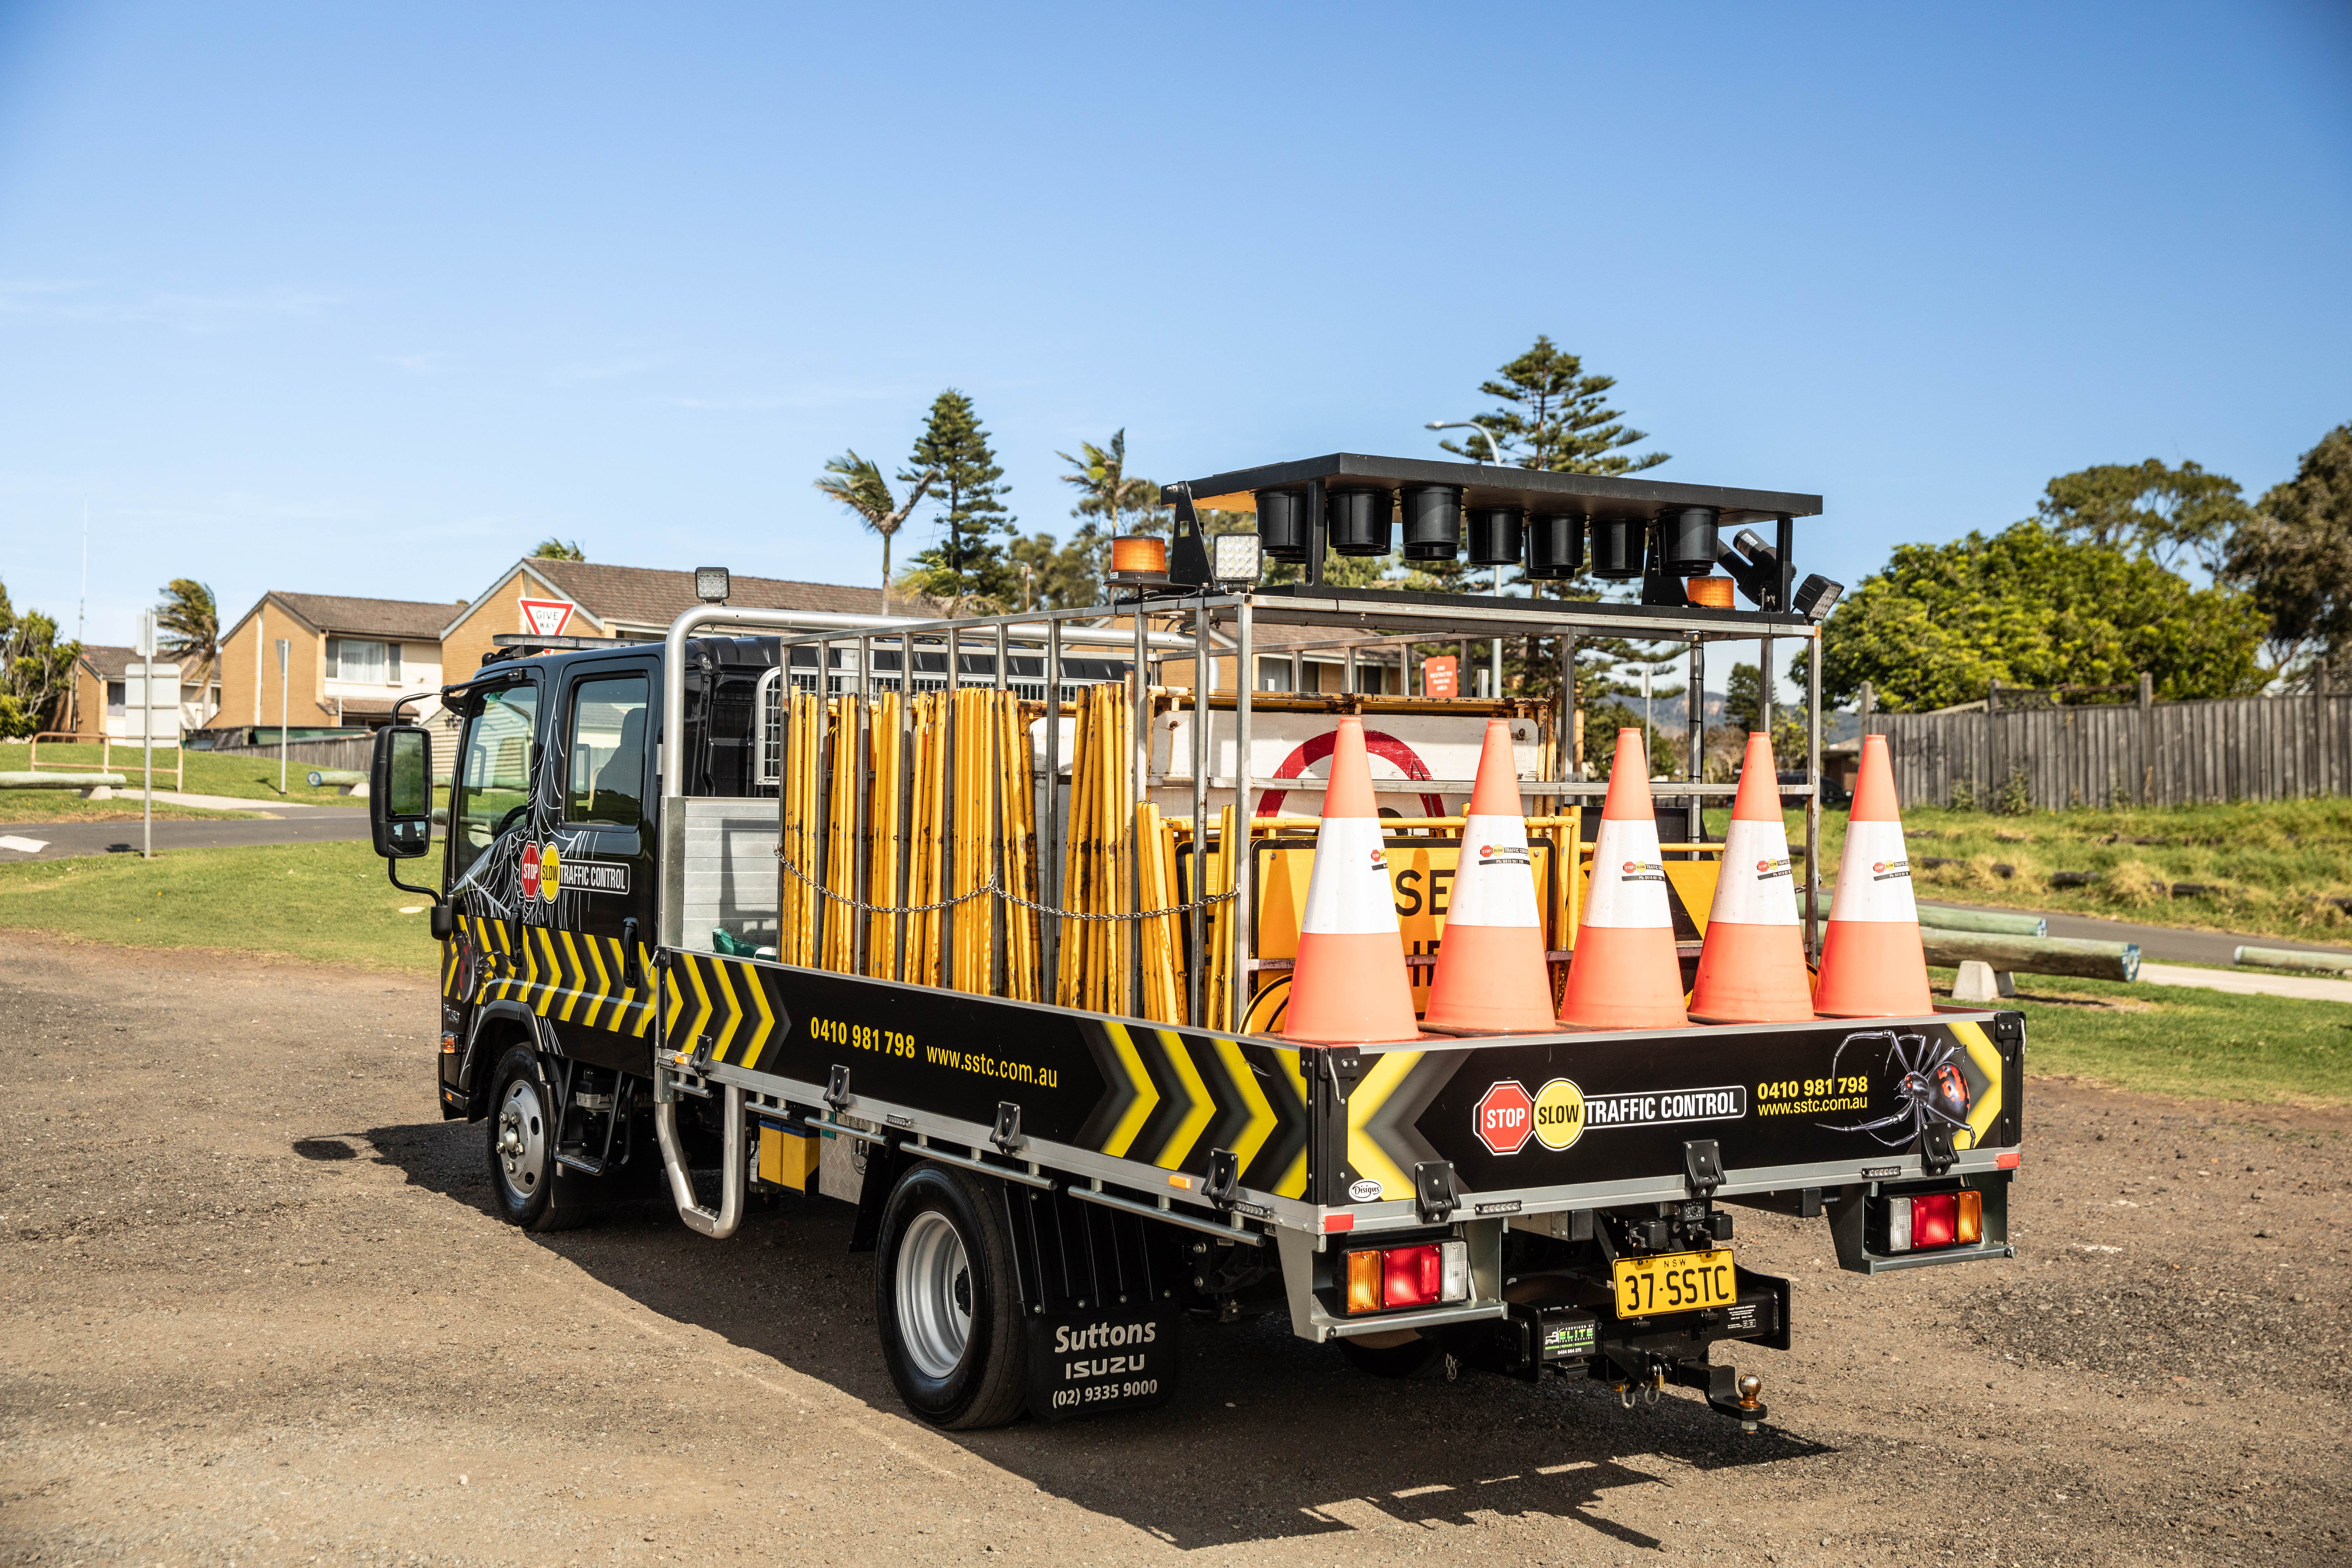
[1475,1080,1535,1156]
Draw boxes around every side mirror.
[371,724,434,860]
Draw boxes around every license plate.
[1611,1247,1737,1318]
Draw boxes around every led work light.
[694,567,732,604]
[1210,532,1263,586]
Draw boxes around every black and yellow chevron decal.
[661,951,780,1068]
[443,915,656,1039]
[1077,1021,1310,1198]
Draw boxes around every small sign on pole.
[276,639,291,796]
[1423,655,1458,699]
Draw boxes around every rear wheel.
[874,1162,1028,1429]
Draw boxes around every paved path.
[2138,961,2352,1004]
[0,811,371,861]
[1919,897,2352,965]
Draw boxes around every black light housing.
[1465,505,1524,567]
[1795,573,1845,622]
[1327,488,1393,557]
[1525,512,1586,579]
[1589,516,1646,579]
[1715,528,1780,608]
[694,567,731,604]
[1255,489,1310,562]
[1658,506,1721,575]
[1399,484,1463,561]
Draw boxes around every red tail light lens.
[1911,1192,1958,1248]
[1382,1245,1442,1308]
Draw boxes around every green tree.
[0,579,80,737]
[815,450,938,609]
[2226,424,2352,684]
[1007,531,1098,610]
[1806,522,2266,711]
[1439,335,1668,478]
[1720,660,1806,767]
[532,538,586,561]
[2035,458,2251,577]
[153,579,220,710]
[900,390,1016,607]
[1048,429,1169,605]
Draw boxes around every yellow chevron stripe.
[1951,1020,2003,1153]
[739,960,776,1066]
[1274,1049,1310,1198]
[1346,1050,1424,1200]
[1211,1037,1278,1180]
[578,934,612,1029]
[682,954,715,1052]
[664,960,686,1041]
[707,957,744,1061]
[1149,1030,1216,1170]
[533,927,561,1017]
[555,931,587,1022]
[633,944,658,1037]
[1097,1022,1160,1160]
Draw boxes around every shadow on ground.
[358,1116,1828,1552]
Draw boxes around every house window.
[327,638,402,684]
[1256,656,1292,693]
[106,680,126,716]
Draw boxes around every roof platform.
[1175,451,1821,530]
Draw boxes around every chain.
[776,854,1238,922]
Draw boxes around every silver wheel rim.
[495,1074,548,1204]
[896,1209,973,1380]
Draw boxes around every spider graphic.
[1816,1030,1973,1146]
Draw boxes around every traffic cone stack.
[1424,718,1557,1032]
[1283,716,1423,1044]
[1813,733,1934,1017]
[1688,733,1816,1024]
[1556,729,1690,1030]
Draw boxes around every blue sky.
[2,1,2348,676]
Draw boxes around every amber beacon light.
[1106,535,1170,585]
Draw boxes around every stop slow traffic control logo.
[1475,1080,1535,1156]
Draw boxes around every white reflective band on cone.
[1827,819,1918,924]
[1445,813,1541,928]
[1300,816,1402,936]
[1711,816,1802,925]
[1579,816,1672,929]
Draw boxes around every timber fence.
[1865,674,2352,810]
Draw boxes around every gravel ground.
[2,932,2346,1567]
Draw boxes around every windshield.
[450,684,539,884]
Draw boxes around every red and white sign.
[1475,1080,1536,1156]
[520,841,542,901]
[518,597,577,637]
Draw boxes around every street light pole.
[276,639,290,795]
[138,611,154,860]
[1425,420,1507,699]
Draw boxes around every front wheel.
[873,1163,1028,1429]
[485,1046,589,1231]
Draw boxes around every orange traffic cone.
[1557,729,1690,1030]
[1689,733,1816,1024]
[1283,716,1422,1044]
[1813,733,1933,1017]
[1424,719,1556,1032]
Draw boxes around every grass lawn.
[1703,798,2352,945]
[0,738,374,808]
[1935,967,2352,1108]
[0,837,442,973]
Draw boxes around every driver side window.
[450,685,539,882]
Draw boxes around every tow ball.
[1612,1354,1770,1431]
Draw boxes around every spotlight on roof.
[1794,573,1844,622]
[694,567,732,604]
[1209,532,1263,587]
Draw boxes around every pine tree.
[1441,335,1668,477]
[901,390,1016,607]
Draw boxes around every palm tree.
[532,538,586,561]
[817,451,937,610]
[1056,429,1161,537]
[153,578,219,720]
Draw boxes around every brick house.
[438,559,899,680]
[216,592,466,736]
[65,645,222,739]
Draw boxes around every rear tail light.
[1342,1240,1472,1313]
[1881,1189,1985,1253]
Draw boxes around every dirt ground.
[2,933,2346,1568]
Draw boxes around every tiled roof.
[522,560,911,629]
[78,644,138,679]
[267,592,465,640]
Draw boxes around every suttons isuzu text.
[367,451,2021,1432]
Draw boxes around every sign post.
[276,639,290,795]
[137,612,155,860]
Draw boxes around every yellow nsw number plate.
[1612,1247,1737,1318]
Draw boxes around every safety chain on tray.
[776,854,1237,922]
